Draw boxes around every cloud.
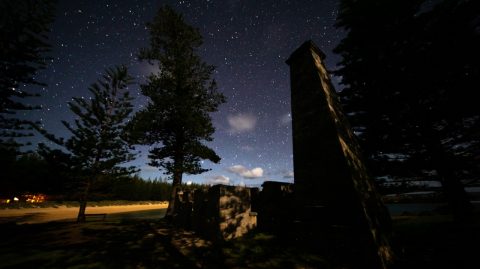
[227,114,257,133]
[279,113,292,125]
[138,62,160,75]
[142,165,158,172]
[207,175,230,185]
[283,171,294,179]
[227,165,264,179]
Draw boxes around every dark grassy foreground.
[391,214,480,269]
[0,214,479,269]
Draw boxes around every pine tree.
[130,6,226,218]
[335,0,479,222]
[63,66,137,222]
[0,0,55,151]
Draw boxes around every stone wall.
[174,185,257,240]
[255,181,294,233]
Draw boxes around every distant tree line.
[0,150,208,201]
[107,177,205,201]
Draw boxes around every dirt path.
[0,203,168,224]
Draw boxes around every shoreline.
[0,203,169,224]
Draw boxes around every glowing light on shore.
[23,194,47,203]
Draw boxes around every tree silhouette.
[61,66,137,222]
[37,143,74,195]
[129,6,225,218]
[0,0,55,151]
[335,0,479,221]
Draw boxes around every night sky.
[24,0,344,187]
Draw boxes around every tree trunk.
[165,142,184,220]
[165,171,182,219]
[77,181,91,223]
[77,200,87,222]
[441,167,473,223]
[425,127,473,223]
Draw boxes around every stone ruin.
[172,40,393,269]
[174,185,257,240]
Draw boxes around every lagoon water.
[387,201,480,216]
[386,203,447,216]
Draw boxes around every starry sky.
[24,0,344,187]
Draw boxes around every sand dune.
[0,203,168,224]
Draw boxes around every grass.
[391,214,480,269]
[221,232,329,268]
[0,213,478,268]
[0,218,331,269]
[0,220,191,269]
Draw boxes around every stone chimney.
[287,40,393,269]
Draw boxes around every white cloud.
[207,175,230,185]
[283,171,294,178]
[227,165,264,179]
[228,165,248,174]
[142,165,158,172]
[227,113,257,133]
[138,62,160,75]
[280,113,292,125]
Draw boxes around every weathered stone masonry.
[174,185,257,240]
[286,40,393,269]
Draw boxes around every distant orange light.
[22,193,47,203]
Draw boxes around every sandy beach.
[0,203,168,224]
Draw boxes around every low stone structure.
[255,181,294,233]
[174,185,257,240]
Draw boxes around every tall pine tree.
[1,0,55,198]
[335,0,479,222]
[62,66,136,222]
[130,6,225,218]
[0,0,55,152]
